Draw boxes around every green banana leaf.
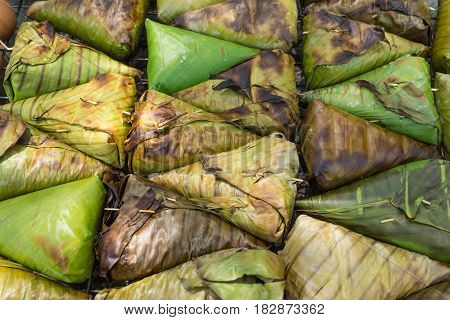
[150,136,299,243]
[127,90,259,174]
[406,281,450,300]
[0,177,105,283]
[281,215,450,300]
[146,19,259,94]
[0,111,26,158]
[432,0,450,73]
[304,0,432,45]
[158,0,225,23]
[97,175,266,281]
[303,10,429,89]
[301,100,439,191]
[435,73,450,159]
[2,73,136,168]
[303,55,441,146]
[27,0,149,60]
[4,21,142,102]
[174,50,300,140]
[297,159,450,263]
[0,258,90,300]
[96,249,285,300]
[169,0,298,51]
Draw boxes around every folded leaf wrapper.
[305,0,432,45]
[0,177,105,283]
[96,249,285,300]
[432,0,450,73]
[4,21,142,102]
[0,258,90,300]
[97,175,266,281]
[167,0,298,51]
[150,136,299,243]
[174,50,300,140]
[406,281,450,300]
[301,101,439,190]
[297,159,450,263]
[127,90,259,174]
[281,216,450,300]
[2,73,136,168]
[158,0,225,23]
[27,0,149,60]
[435,73,450,159]
[304,55,441,146]
[146,19,259,94]
[0,111,26,158]
[303,10,429,89]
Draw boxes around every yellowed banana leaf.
[281,216,450,300]
[96,249,285,300]
[0,111,26,158]
[2,74,136,168]
[303,10,429,89]
[4,21,142,102]
[432,0,450,73]
[127,90,259,174]
[435,73,450,159]
[406,281,450,300]
[97,175,266,281]
[301,100,440,190]
[0,258,90,300]
[150,136,299,243]
[174,50,300,140]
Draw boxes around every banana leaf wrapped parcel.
[435,73,450,159]
[0,111,26,158]
[2,73,136,168]
[432,0,450,73]
[127,90,259,175]
[303,10,429,89]
[303,56,441,146]
[304,0,432,45]
[406,281,450,300]
[159,0,298,51]
[96,249,285,300]
[174,50,300,140]
[297,159,450,263]
[146,19,259,94]
[150,136,299,243]
[27,0,149,60]
[4,21,142,102]
[0,177,105,283]
[281,216,450,300]
[301,101,439,191]
[0,258,90,300]
[97,175,266,282]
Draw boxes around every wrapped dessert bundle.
[303,10,429,89]
[303,55,441,146]
[1,74,136,168]
[126,90,259,175]
[149,136,299,243]
[158,0,298,51]
[97,175,266,282]
[301,101,439,191]
[4,21,142,102]
[297,160,450,263]
[0,177,105,283]
[96,249,285,300]
[27,0,150,60]
[432,0,450,73]
[281,216,450,300]
[435,73,450,158]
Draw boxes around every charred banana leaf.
[303,55,441,146]
[281,216,450,300]
[2,74,136,168]
[4,21,142,102]
[27,0,149,60]
[305,0,432,45]
[0,177,105,283]
[432,0,450,73]
[174,50,300,140]
[96,249,285,300]
[297,159,450,263]
[127,90,258,175]
[435,73,450,159]
[303,10,429,89]
[301,101,439,191]
[97,175,266,282]
[149,136,299,243]
[0,258,90,300]
[406,281,450,300]
[146,19,259,94]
